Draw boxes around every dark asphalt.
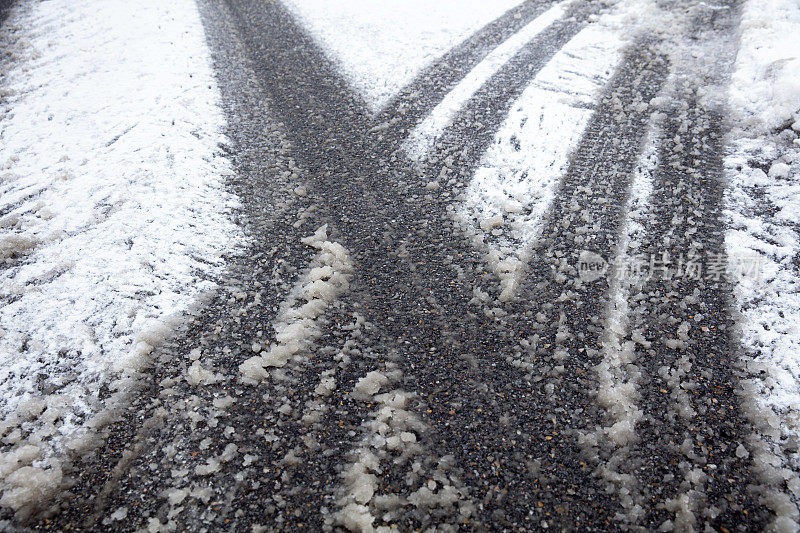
[0,0,12,27]
[3,0,784,531]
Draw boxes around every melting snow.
[240,225,353,383]
[725,0,800,528]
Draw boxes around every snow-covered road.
[1,0,800,530]
[0,0,240,522]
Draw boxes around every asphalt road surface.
[3,0,793,531]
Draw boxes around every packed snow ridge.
[240,225,353,382]
[0,0,240,519]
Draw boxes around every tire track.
[403,0,570,161]
[187,0,618,528]
[376,0,562,135]
[239,225,354,383]
[411,0,599,170]
[623,89,767,531]
[15,0,332,527]
[333,366,473,532]
[223,0,371,152]
[334,40,672,529]
[609,3,774,529]
[456,41,670,528]
[454,23,626,302]
[577,121,661,529]
[192,2,665,528]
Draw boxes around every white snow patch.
[724,0,800,527]
[353,371,389,400]
[405,1,568,160]
[728,0,800,135]
[726,0,800,434]
[0,0,240,518]
[186,361,222,387]
[281,0,525,112]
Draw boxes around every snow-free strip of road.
[0,0,239,518]
[0,0,12,27]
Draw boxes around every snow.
[405,1,568,160]
[728,0,800,135]
[457,23,624,301]
[240,225,353,382]
[724,0,800,528]
[186,361,222,387]
[726,0,800,419]
[353,371,389,400]
[335,365,469,531]
[0,0,796,526]
[0,0,239,518]
[281,0,525,112]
